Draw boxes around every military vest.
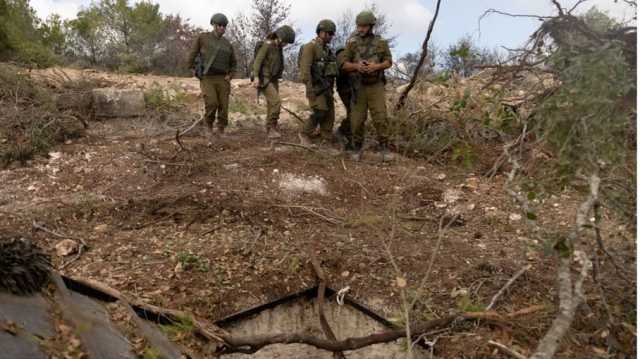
[348,34,387,85]
[202,33,234,75]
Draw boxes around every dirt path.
[0,69,635,358]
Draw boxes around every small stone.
[55,239,79,257]
[436,173,447,181]
[94,224,109,233]
[509,213,523,221]
[222,209,231,216]
[467,203,476,211]
[341,271,350,278]
[224,163,240,170]
[174,262,184,273]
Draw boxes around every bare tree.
[250,0,291,39]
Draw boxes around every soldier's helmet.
[316,19,337,34]
[275,25,296,44]
[355,11,377,26]
[210,13,229,26]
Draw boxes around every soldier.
[298,19,338,147]
[252,25,296,139]
[334,45,354,151]
[341,11,394,162]
[186,13,237,139]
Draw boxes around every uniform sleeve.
[299,43,314,86]
[185,34,201,69]
[341,40,356,69]
[380,39,392,63]
[252,43,269,78]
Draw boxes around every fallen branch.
[275,205,344,226]
[486,264,532,311]
[282,106,306,124]
[218,313,496,355]
[396,0,443,110]
[32,221,90,269]
[310,255,346,359]
[271,141,318,153]
[529,174,598,359]
[488,340,527,359]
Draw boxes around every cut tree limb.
[488,340,527,359]
[395,0,443,110]
[486,264,532,311]
[529,174,598,359]
[310,255,346,359]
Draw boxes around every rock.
[94,224,109,233]
[436,173,447,181]
[174,262,184,273]
[223,163,240,170]
[55,239,78,257]
[509,213,523,222]
[443,188,463,204]
[92,88,145,118]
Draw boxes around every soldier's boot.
[215,126,226,138]
[298,133,315,148]
[380,146,396,162]
[348,146,363,162]
[267,127,282,139]
[334,129,352,151]
[206,124,218,141]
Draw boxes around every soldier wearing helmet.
[252,25,296,139]
[298,19,338,147]
[186,13,237,140]
[342,10,394,161]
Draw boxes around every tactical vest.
[203,33,233,75]
[350,35,386,85]
[312,41,338,80]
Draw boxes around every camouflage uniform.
[335,48,353,148]
[186,30,237,131]
[299,37,338,140]
[343,33,392,151]
[253,40,284,130]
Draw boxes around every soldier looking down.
[298,19,338,147]
[341,11,394,162]
[252,25,296,139]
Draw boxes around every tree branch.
[395,0,443,110]
[310,255,346,359]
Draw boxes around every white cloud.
[30,0,86,20]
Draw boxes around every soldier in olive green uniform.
[298,20,338,147]
[335,46,354,150]
[342,11,394,161]
[252,25,296,139]
[186,13,237,138]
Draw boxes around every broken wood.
[488,340,527,359]
[271,141,318,153]
[486,264,532,311]
[395,0,443,110]
[310,255,346,359]
[281,106,305,124]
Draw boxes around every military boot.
[215,126,226,138]
[348,147,363,162]
[380,146,396,162]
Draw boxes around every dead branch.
[281,106,306,124]
[275,205,344,226]
[486,264,532,311]
[271,141,318,153]
[68,276,228,343]
[529,174,598,359]
[395,0,443,110]
[488,340,527,359]
[32,221,90,269]
[310,255,346,359]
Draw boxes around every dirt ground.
[0,68,636,358]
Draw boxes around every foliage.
[0,0,57,66]
[441,35,503,78]
[144,81,187,112]
[532,8,636,220]
[176,251,209,272]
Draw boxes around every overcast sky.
[30,0,635,55]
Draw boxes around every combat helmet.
[356,11,376,26]
[316,19,337,34]
[210,13,229,26]
[275,25,296,44]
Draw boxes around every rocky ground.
[0,67,636,358]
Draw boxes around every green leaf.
[527,191,537,201]
[526,212,537,221]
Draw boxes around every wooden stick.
[282,106,305,124]
[486,264,532,311]
[310,255,346,359]
[488,340,527,359]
